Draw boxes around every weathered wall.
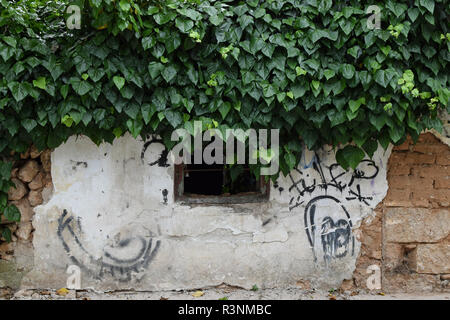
[15,134,391,291]
[0,148,52,289]
[350,133,450,293]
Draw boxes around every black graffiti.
[70,160,88,170]
[141,137,169,167]
[288,152,379,210]
[304,196,354,265]
[162,189,168,204]
[57,210,160,282]
[346,184,373,206]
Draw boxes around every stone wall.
[0,147,53,288]
[349,133,450,293]
[0,132,448,293]
[15,135,390,291]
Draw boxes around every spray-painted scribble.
[57,210,160,282]
[141,136,169,167]
[288,152,379,211]
[286,151,379,265]
[304,196,354,265]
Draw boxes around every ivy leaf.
[21,119,37,132]
[340,64,355,79]
[124,102,140,120]
[33,77,47,90]
[126,119,143,138]
[3,205,20,222]
[219,102,231,119]
[420,0,434,14]
[113,127,123,138]
[374,70,388,88]
[284,152,297,170]
[261,44,275,58]
[88,68,106,82]
[61,115,74,127]
[301,130,318,150]
[336,146,365,170]
[311,81,321,91]
[165,34,181,54]
[142,36,156,50]
[141,103,156,124]
[1,228,11,242]
[60,85,69,99]
[175,18,194,33]
[186,65,198,85]
[162,65,177,83]
[1,36,17,48]
[7,82,29,102]
[296,67,307,76]
[408,8,420,22]
[70,78,92,96]
[209,14,224,26]
[113,76,125,90]
[347,46,361,59]
[0,162,13,180]
[119,0,131,11]
[291,83,307,99]
[369,113,387,131]
[323,69,335,80]
[164,110,182,128]
[348,97,365,113]
[389,125,404,143]
[0,45,15,61]
[362,139,378,158]
[148,62,164,79]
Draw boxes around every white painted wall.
[23,134,391,291]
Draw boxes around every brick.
[435,177,450,189]
[413,143,449,154]
[436,154,450,166]
[384,208,450,243]
[417,133,440,144]
[384,189,412,207]
[410,196,431,208]
[403,153,436,165]
[383,243,404,272]
[412,189,450,207]
[388,165,411,177]
[389,176,434,191]
[418,166,450,179]
[436,151,450,166]
[394,139,410,151]
[388,152,406,165]
[413,244,450,274]
[382,273,441,293]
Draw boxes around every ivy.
[0,0,449,236]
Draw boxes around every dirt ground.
[2,287,449,300]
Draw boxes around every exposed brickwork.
[387,133,450,209]
[350,133,450,293]
[0,147,53,261]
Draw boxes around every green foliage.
[0,0,449,233]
